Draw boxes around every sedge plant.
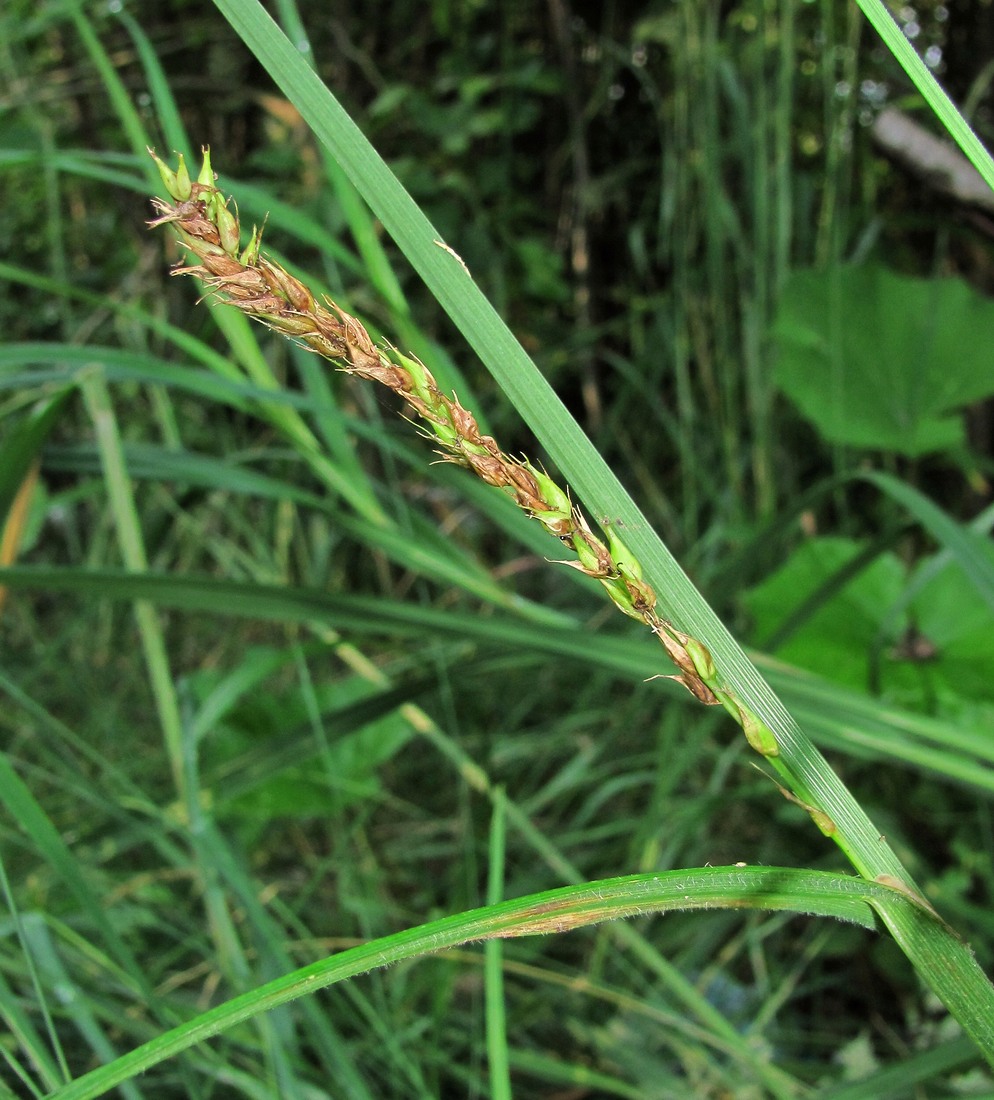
[133,145,994,1072]
[3,0,994,1093]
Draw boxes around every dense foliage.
[2,1,994,1096]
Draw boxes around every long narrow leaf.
[855,0,994,193]
[47,865,885,1100]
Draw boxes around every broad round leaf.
[772,265,994,455]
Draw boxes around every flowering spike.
[145,150,768,758]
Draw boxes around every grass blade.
[855,0,994,192]
[46,865,883,1100]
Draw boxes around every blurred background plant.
[2,0,994,1096]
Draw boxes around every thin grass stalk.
[822,2,863,269]
[484,788,511,1100]
[0,856,69,1092]
[698,6,741,512]
[747,12,773,516]
[661,23,695,541]
[772,0,794,288]
[79,370,187,803]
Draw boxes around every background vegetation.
[2,0,994,1095]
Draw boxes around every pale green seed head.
[685,636,716,683]
[394,353,432,400]
[601,576,641,619]
[216,201,240,256]
[241,228,263,266]
[574,534,603,574]
[605,527,642,581]
[197,148,214,188]
[527,465,572,518]
[432,417,459,447]
[149,148,192,201]
[174,153,192,200]
[532,506,569,532]
[737,704,780,758]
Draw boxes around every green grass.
[2,0,994,1096]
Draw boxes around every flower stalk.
[147,148,778,753]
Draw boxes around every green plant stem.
[79,368,187,803]
[485,789,511,1100]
